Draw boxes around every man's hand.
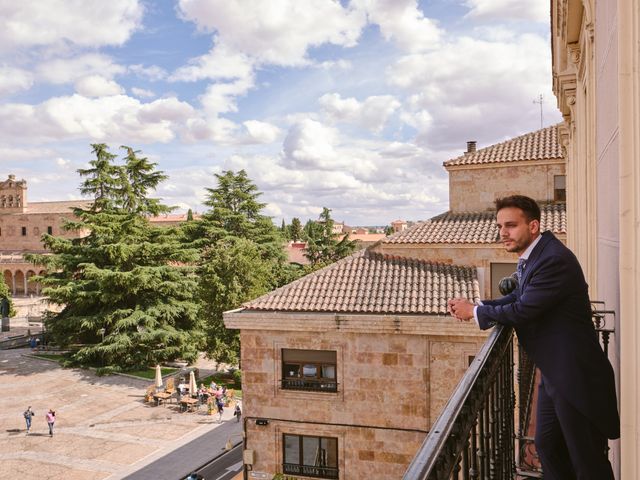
[447,298,475,322]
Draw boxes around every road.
[122,419,243,480]
[196,444,243,480]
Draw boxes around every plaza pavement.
[0,348,239,480]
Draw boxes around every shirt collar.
[520,233,542,261]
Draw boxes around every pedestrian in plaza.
[23,406,34,434]
[216,397,224,423]
[46,409,55,436]
[233,403,241,423]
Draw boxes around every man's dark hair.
[495,195,541,222]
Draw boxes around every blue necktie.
[516,258,526,285]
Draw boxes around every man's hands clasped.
[447,298,475,322]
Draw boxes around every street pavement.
[122,420,243,480]
[0,348,240,480]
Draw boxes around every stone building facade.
[550,0,640,476]
[0,175,88,296]
[225,251,486,479]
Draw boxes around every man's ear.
[529,219,541,235]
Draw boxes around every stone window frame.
[282,432,339,479]
[274,341,344,401]
[554,174,566,202]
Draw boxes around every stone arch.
[14,270,25,295]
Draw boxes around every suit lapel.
[520,232,554,290]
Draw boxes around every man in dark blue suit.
[449,195,619,480]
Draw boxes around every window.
[283,434,339,479]
[282,349,337,392]
[47,226,53,235]
[21,226,26,236]
[554,175,566,202]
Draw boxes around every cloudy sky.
[0,0,560,225]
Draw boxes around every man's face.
[496,207,540,255]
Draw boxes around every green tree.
[186,208,194,221]
[303,207,356,268]
[191,170,295,363]
[28,144,202,371]
[0,281,16,317]
[289,217,303,242]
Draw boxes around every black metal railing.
[403,324,515,480]
[281,378,338,392]
[283,463,339,479]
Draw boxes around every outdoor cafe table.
[154,392,172,406]
[180,397,199,412]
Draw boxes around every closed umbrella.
[155,365,163,389]
[189,370,197,396]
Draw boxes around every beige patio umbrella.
[189,370,197,396]
[155,364,163,389]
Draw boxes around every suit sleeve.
[476,253,579,329]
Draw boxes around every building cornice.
[224,310,487,338]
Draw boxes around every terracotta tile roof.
[384,203,566,244]
[243,250,480,315]
[25,200,90,214]
[444,124,563,167]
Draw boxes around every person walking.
[46,409,56,436]
[23,406,34,434]
[448,195,619,480]
[233,403,242,423]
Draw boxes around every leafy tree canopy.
[28,144,202,371]
[303,207,357,268]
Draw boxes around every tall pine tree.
[189,170,296,364]
[29,144,202,371]
[304,207,356,268]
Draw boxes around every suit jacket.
[477,231,620,439]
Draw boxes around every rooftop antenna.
[533,94,544,129]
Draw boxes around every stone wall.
[240,328,485,478]
[0,212,80,252]
[447,162,565,213]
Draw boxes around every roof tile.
[444,124,563,167]
[243,250,480,315]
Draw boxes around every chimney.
[466,141,477,154]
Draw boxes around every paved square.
[0,348,234,480]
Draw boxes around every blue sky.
[0,0,559,225]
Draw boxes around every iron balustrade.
[403,301,616,480]
[281,378,338,392]
[282,463,339,479]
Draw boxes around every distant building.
[390,219,408,233]
[0,175,194,297]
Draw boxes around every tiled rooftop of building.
[243,249,480,315]
[444,124,563,167]
[384,203,566,244]
[24,200,90,214]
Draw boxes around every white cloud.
[0,66,33,96]
[0,95,195,144]
[388,33,558,147]
[129,64,167,81]
[242,120,281,144]
[37,54,126,85]
[319,93,400,133]
[353,0,442,52]
[131,87,156,98]
[282,119,339,169]
[75,75,124,97]
[199,77,254,116]
[465,0,548,23]
[169,40,254,82]
[0,0,143,52]
[177,0,365,66]
[55,157,71,167]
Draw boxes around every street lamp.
[99,328,106,343]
